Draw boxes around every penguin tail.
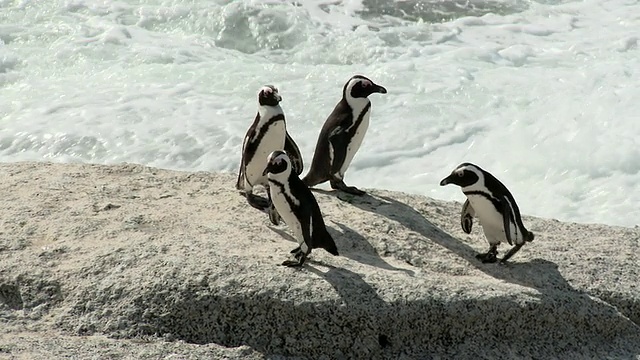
[324,242,339,256]
[302,170,329,188]
[321,230,339,256]
[301,173,316,187]
[525,231,535,242]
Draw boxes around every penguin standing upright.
[302,75,387,195]
[439,163,535,263]
[236,85,304,211]
[263,150,340,267]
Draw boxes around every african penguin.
[263,150,340,267]
[440,163,534,264]
[302,75,387,195]
[236,85,304,212]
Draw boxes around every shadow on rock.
[328,221,414,277]
[267,215,414,277]
[319,190,640,328]
[111,263,640,360]
[266,225,298,245]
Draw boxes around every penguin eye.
[361,80,371,87]
[456,171,464,177]
[275,155,287,164]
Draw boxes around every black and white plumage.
[263,150,339,267]
[236,85,304,211]
[440,162,535,264]
[302,75,387,195]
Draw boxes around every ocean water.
[0,0,638,227]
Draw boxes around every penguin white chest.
[245,121,286,187]
[269,182,304,244]
[466,195,507,245]
[339,110,370,176]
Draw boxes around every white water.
[0,0,638,227]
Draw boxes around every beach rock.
[0,162,639,359]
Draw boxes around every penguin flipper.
[501,196,515,246]
[284,131,304,175]
[236,124,255,191]
[328,128,349,176]
[267,190,282,225]
[461,199,475,234]
[236,149,247,191]
[282,212,313,267]
[235,163,245,191]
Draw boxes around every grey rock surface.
[0,162,639,359]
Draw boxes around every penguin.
[236,85,304,211]
[302,75,387,195]
[439,162,535,264]
[262,150,340,267]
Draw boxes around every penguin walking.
[236,85,304,211]
[302,75,387,195]
[439,163,535,263]
[263,150,340,267]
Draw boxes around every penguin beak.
[373,84,387,94]
[262,164,272,176]
[439,175,453,186]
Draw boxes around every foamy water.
[0,0,638,227]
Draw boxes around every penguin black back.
[264,150,339,267]
[236,85,304,211]
[440,162,534,263]
[302,75,387,195]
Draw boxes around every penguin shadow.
[267,221,414,276]
[308,188,640,334]
[306,264,386,309]
[312,190,589,297]
[328,221,415,276]
[266,225,298,245]
[304,264,397,354]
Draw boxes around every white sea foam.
[0,0,638,227]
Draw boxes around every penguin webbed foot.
[500,243,524,264]
[330,179,365,196]
[476,246,499,263]
[282,249,307,267]
[281,259,305,267]
[476,252,498,263]
[246,193,270,211]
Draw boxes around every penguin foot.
[290,246,301,254]
[476,252,498,263]
[500,243,524,264]
[282,252,307,267]
[342,186,366,196]
[246,193,270,211]
[281,259,304,267]
[330,180,366,196]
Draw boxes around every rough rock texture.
[0,162,639,359]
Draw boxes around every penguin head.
[344,75,387,101]
[439,163,483,188]
[257,85,282,106]
[263,150,291,179]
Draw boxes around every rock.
[0,162,639,359]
